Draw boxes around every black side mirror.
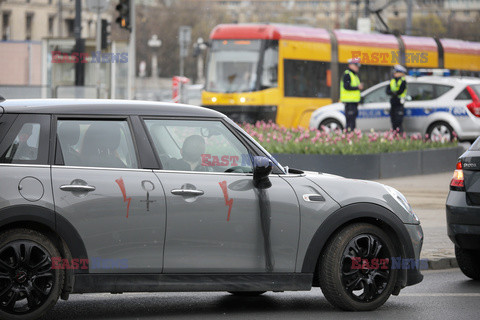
[360,96,365,104]
[253,156,272,189]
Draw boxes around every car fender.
[422,110,461,135]
[0,204,88,272]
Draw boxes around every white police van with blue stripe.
[310,76,480,141]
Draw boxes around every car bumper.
[446,190,480,250]
[404,223,424,286]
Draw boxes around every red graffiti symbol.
[219,180,233,221]
[115,178,131,218]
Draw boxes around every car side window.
[0,114,49,164]
[144,119,253,173]
[434,84,453,98]
[363,85,389,104]
[56,119,138,169]
[408,83,435,101]
[455,88,471,100]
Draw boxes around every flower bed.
[241,121,458,155]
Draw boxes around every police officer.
[386,65,407,133]
[340,58,363,131]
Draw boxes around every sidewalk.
[375,172,457,269]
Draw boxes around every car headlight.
[384,185,419,223]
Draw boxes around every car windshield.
[205,40,261,93]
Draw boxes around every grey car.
[0,99,423,319]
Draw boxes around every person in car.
[168,135,208,171]
[386,64,408,133]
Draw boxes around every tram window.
[339,64,391,91]
[284,59,330,98]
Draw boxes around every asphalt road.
[42,269,479,320]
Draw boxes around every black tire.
[318,223,398,311]
[455,246,480,281]
[319,119,343,133]
[426,121,454,142]
[0,229,64,320]
[228,291,266,297]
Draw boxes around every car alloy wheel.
[341,234,391,302]
[0,229,63,320]
[428,122,453,142]
[319,223,398,311]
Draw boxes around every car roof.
[409,76,480,85]
[0,99,224,118]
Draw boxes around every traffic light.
[115,0,131,31]
[101,19,110,50]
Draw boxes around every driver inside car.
[167,135,210,172]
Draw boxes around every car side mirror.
[360,96,365,104]
[253,156,272,189]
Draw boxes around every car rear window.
[471,85,480,98]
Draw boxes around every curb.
[427,257,458,270]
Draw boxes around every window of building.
[2,12,11,41]
[65,19,74,37]
[25,13,34,40]
[48,16,55,37]
[284,59,331,98]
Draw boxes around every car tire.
[318,223,398,311]
[455,246,480,281]
[0,228,64,320]
[426,121,454,142]
[319,119,343,133]
[228,291,266,296]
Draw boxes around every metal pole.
[127,0,135,99]
[74,0,84,86]
[406,0,413,35]
[96,7,101,94]
[180,56,184,77]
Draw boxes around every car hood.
[301,171,419,224]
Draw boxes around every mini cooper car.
[310,76,480,141]
[0,99,423,319]
[447,137,480,280]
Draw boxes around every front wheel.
[455,246,480,280]
[319,119,343,133]
[319,223,398,311]
[0,229,64,320]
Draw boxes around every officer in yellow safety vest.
[340,58,364,131]
[386,64,407,133]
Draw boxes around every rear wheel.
[319,223,398,311]
[0,229,64,320]
[319,119,343,133]
[455,246,480,281]
[426,121,454,142]
[228,291,266,297]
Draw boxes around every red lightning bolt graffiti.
[115,178,131,218]
[219,180,233,221]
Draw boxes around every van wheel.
[0,229,64,320]
[319,223,398,311]
[228,291,266,296]
[426,121,454,142]
[455,246,480,281]
[319,119,343,133]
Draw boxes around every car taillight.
[466,86,480,118]
[450,161,465,191]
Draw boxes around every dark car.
[447,138,480,280]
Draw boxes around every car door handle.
[60,185,96,192]
[171,189,204,196]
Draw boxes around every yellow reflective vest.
[340,70,361,103]
[390,77,407,98]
